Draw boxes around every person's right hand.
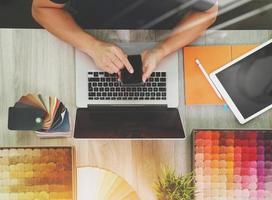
[87,40,134,74]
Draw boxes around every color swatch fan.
[8,93,70,136]
[193,130,272,200]
[77,167,140,200]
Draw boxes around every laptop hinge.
[87,104,168,111]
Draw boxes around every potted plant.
[154,166,195,200]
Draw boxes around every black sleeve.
[50,0,69,4]
[192,0,217,11]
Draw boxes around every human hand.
[87,40,134,74]
[141,47,165,82]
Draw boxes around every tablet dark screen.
[216,42,272,119]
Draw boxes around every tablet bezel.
[210,39,272,124]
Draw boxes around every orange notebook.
[184,45,257,105]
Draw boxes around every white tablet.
[210,39,272,124]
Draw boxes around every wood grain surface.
[0,29,271,200]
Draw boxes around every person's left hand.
[141,47,164,82]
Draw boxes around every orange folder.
[184,45,257,105]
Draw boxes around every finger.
[99,65,111,74]
[111,55,124,69]
[117,71,121,81]
[142,62,148,82]
[103,55,120,74]
[142,65,154,82]
[142,62,148,72]
[103,62,115,74]
[113,48,134,73]
[106,60,120,74]
[141,50,147,60]
[105,67,114,74]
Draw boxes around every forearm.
[32,6,96,54]
[156,6,218,58]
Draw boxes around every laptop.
[74,42,184,139]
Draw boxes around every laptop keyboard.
[88,72,167,101]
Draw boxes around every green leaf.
[153,166,195,200]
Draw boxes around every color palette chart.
[193,130,272,200]
[0,147,74,200]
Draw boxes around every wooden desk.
[0,29,271,200]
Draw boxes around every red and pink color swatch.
[193,130,272,200]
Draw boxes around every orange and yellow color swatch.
[0,147,74,200]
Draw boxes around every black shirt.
[51,0,217,29]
